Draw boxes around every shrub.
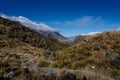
[111,70,120,78]
[57,71,77,80]
[53,60,71,68]
[86,59,99,65]
[38,60,50,67]
[72,61,87,69]
[0,69,5,75]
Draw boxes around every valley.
[0,16,120,80]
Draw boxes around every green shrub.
[0,69,5,75]
[86,59,99,64]
[111,70,120,78]
[72,61,87,69]
[38,60,50,67]
[55,60,71,68]
[49,62,58,68]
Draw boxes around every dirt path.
[27,63,114,80]
[21,55,115,80]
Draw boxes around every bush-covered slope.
[0,35,84,80]
[74,35,86,44]
[55,31,120,68]
[0,17,65,51]
[52,31,120,79]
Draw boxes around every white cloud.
[0,14,57,32]
[81,31,101,36]
[65,16,104,27]
[87,31,101,35]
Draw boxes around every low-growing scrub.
[38,60,50,67]
[111,70,120,79]
[72,61,87,69]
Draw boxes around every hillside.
[52,31,120,79]
[0,34,45,79]
[0,17,66,51]
[38,30,67,41]
[0,17,120,79]
[0,15,67,41]
[74,35,86,43]
[0,34,95,80]
[0,33,55,61]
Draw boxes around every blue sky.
[0,0,120,36]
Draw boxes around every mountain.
[38,30,67,41]
[0,17,66,51]
[55,31,120,68]
[53,31,120,79]
[1,15,120,79]
[74,35,86,43]
[67,36,76,41]
[0,16,120,79]
[0,16,79,80]
[0,14,67,41]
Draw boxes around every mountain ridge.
[0,14,67,41]
[0,17,66,51]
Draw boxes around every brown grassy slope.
[50,31,120,79]
[0,35,81,80]
[0,34,48,63]
[52,31,120,77]
[0,17,66,51]
[74,35,86,44]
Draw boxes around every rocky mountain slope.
[0,17,66,51]
[38,30,67,41]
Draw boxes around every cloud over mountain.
[81,31,101,36]
[87,31,101,35]
[65,16,104,27]
[0,14,57,32]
